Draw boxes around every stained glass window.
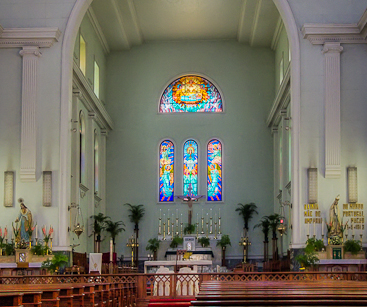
[183,140,198,196]
[160,75,223,113]
[159,140,174,202]
[207,139,222,201]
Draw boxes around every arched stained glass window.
[159,140,174,202]
[160,75,223,113]
[207,139,222,201]
[183,140,198,196]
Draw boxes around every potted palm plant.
[236,203,258,234]
[217,234,231,267]
[344,239,365,259]
[254,216,270,262]
[184,223,196,235]
[41,252,69,274]
[266,213,281,260]
[146,238,160,260]
[198,236,210,248]
[170,236,183,249]
[105,220,125,252]
[124,203,145,266]
[91,213,110,252]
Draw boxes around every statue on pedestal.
[328,195,342,238]
[14,199,33,242]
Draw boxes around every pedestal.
[326,245,344,259]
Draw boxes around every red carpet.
[148,298,195,307]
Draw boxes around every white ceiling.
[90,0,281,52]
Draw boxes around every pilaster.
[322,43,343,179]
[100,130,108,214]
[19,46,41,182]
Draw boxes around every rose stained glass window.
[159,140,174,202]
[207,139,222,201]
[183,140,198,196]
[160,75,223,113]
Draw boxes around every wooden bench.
[192,280,367,306]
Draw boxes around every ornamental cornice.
[0,27,61,48]
[302,17,367,45]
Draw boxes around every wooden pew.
[0,292,24,307]
[192,280,367,306]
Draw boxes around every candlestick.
[313,219,316,237]
[321,219,324,236]
[158,218,162,235]
[353,223,355,236]
[201,217,204,234]
[110,239,113,262]
[35,224,38,239]
[167,216,171,235]
[218,217,221,234]
[176,208,178,219]
[175,218,179,235]
[197,213,199,225]
[307,221,310,236]
[219,208,221,218]
[160,209,162,219]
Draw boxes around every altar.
[319,259,367,272]
[144,259,212,273]
[165,248,214,261]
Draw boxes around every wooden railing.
[1,272,367,306]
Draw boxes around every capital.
[19,46,41,57]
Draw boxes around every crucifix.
[175,184,205,225]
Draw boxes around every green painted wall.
[105,40,275,260]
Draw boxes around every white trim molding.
[86,7,110,54]
[323,42,343,179]
[0,27,61,48]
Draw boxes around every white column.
[19,46,41,182]
[323,42,343,179]
[87,112,96,237]
[272,127,279,205]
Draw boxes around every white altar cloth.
[144,260,212,273]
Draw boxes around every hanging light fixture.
[68,203,84,238]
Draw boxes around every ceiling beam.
[127,0,143,44]
[237,0,248,43]
[110,0,130,49]
[249,0,262,47]
[87,7,110,54]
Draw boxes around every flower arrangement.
[340,220,348,235]
[12,222,20,241]
[42,225,53,244]
[329,236,342,245]
[325,219,332,235]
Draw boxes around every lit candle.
[210,208,212,218]
[110,239,113,262]
[313,219,316,236]
[219,208,221,218]
[35,224,38,239]
[322,219,324,236]
[181,213,183,223]
[202,209,204,219]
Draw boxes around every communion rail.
[0,272,366,307]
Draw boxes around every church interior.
[1,0,367,306]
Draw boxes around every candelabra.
[239,236,251,263]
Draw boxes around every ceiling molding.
[87,7,110,54]
[0,27,61,48]
[271,16,283,50]
[249,0,262,47]
[357,9,367,39]
[127,0,143,44]
[237,0,248,43]
[110,0,131,49]
[302,23,367,45]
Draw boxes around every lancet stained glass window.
[183,140,198,196]
[207,139,222,201]
[160,75,223,113]
[159,140,174,202]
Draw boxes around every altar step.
[148,298,195,307]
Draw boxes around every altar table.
[319,259,367,272]
[144,260,212,273]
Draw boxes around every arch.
[59,0,301,247]
[273,0,301,247]
[159,74,223,113]
[183,139,199,196]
